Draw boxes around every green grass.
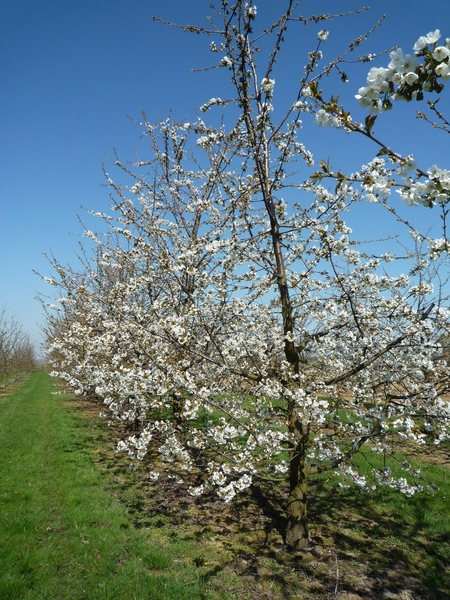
[0,371,222,600]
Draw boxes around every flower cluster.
[400,164,450,206]
[246,4,257,19]
[260,77,275,97]
[200,97,228,113]
[356,30,450,113]
[220,55,233,68]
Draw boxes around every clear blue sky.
[1,0,450,353]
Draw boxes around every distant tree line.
[0,306,36,389]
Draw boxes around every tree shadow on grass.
[308,481,450,599]
[73,396,450,599]
[107,467,448,599]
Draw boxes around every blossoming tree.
[42,1,450,549]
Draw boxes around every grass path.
[0,371,212,600]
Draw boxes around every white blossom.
[432,46,450,61]
[247,5,257,18]
[260,77,275,96]
[426,29,441,44]
[220,56,233,68]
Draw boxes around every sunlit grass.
[0,372,227,599]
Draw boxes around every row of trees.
[0,307,35,388]
[41,2,450,549]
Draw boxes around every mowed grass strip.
[0,371,213,600]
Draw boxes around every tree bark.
[285,434,310,549]
[238,40,310,549]
[171,392,184,428]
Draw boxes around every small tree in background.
[0,306,35,387]
[41,2,450,549]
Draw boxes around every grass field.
[0,371,222,599]
[1,372,449,599]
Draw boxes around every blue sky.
[1,0,450,352]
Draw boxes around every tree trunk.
[171,392,184,428]
[285,437,310,549]
[241,65,310,549]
